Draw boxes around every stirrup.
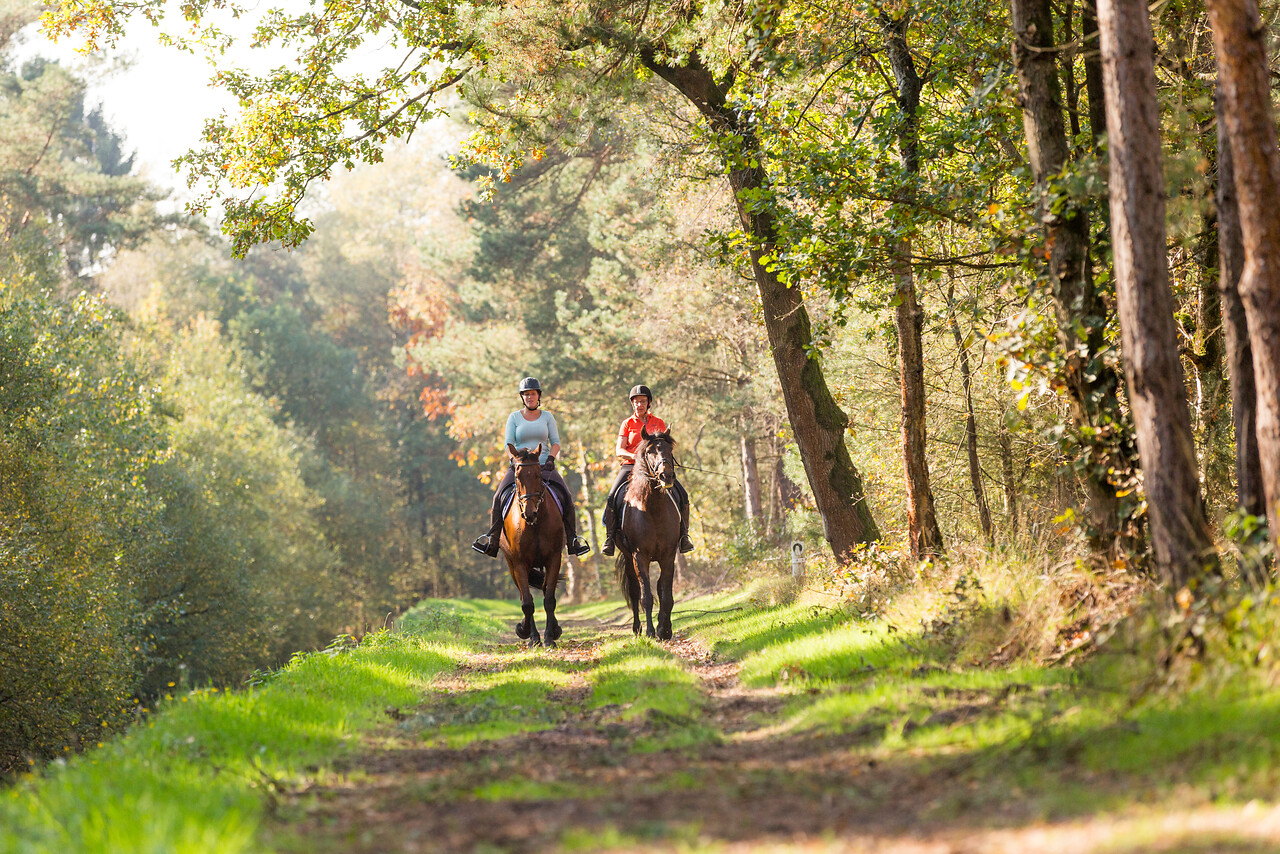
[678,534,694,554]
[472,535,500,557]
[568,536,590,557]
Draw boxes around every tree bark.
[1063,0,1083,140]
[1206,0,1280,564]
[1083,0,1108,145]
[641,50,881,560]
[740,428,763,524]
[1009,0,1137,557]
[882,13,945,560]
[946,287,994,545]
[1214,83,1267,578]
[1098,0,1218,586]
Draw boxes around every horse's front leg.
[542,554,563,647]
[617,552,642,635]
[637,553,657,638]
[655,554,676,641]
[511,564,539,646]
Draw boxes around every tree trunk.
[770,446,803,536]
[1098,0,1218,586]
[1082,0,1108,145]
[564,554,579,603]
[882,13,945,560]
[740,429,763,524]
[1009,0,1137,557]
[1214,82,1267,583]
[641,50,881,560]
[1193,200,1229,488]
[946,287,994,545]
[577,444,601,597]
[999,419,1020,537]
[1207,0,1280,565]
[1063,0,1082,140]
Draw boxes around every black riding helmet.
[628,384,652,402]
[518,377,542,395]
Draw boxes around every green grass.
[425,658,578,746]
[11,586,1280,852]
[672,584,1280,826]
[589,637,701,718]
[0,599,496,854]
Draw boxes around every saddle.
[499,481,569,523]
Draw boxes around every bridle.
[640,439,675,491]
[513,459,545,523]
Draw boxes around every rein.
[639,442,674,490]
[512,460,545,523]
[674,461,740,481]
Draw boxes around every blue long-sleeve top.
[505,410,559,464]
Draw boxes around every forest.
[3,0,1280,817]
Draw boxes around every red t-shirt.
[617,413,668,463]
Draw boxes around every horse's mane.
[625,430,675,504]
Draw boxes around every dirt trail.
[270,618,1280,854]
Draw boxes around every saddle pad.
[501,482,565,519]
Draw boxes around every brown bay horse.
[500,443,564,648]
[613,429,681,639]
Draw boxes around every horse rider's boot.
[600,507,616,556]
[678,499,694,554]
[471,505,503,557]
[564,514,591,557]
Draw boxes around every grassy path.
[265,597,1280,853]
[6,589,1280,852]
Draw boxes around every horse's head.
[638,428,676,491]
[507,442,545,523]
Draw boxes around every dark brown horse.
[613,429,681,639]
[500,443,564,647]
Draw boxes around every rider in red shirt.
[601,385,694,556]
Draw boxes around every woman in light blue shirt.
[473,377,591,557]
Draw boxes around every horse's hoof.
[543,638,557,649]
[657,627,672,641]
[515,622,531,640]
[548,623,562,642]
[528,636,542,649]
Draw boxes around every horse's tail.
[614,552,638,611]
